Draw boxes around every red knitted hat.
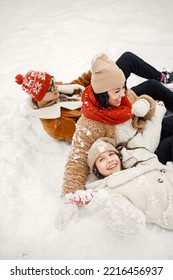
[15,70,52,102]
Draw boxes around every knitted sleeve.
[62,115,115,195]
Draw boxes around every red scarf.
[81,85,132,124]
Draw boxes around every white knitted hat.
[87,137,119,171]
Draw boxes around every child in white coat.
[84,137,173,237]
[63,103,173,237]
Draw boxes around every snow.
[0,0,173,261]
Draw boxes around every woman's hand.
[64,190,96,206]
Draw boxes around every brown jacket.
[28,71,92,142]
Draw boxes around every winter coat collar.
[27,96,82,119]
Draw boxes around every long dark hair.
[116,142,155,168]
[93,91,109,108]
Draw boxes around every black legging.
[116,51,161,80]
[156,135,173,164]
[156,114,173,164]
[116,51,173,111]
[116,51,173,164]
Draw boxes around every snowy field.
[0,0,173,261]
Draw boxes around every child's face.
[95,150,121,177]
[42,78,59,102]
[108,84,125,107]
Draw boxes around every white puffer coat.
[86,146,173,236]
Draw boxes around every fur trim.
[137,94,156,121]
[131,94,156,132]
[27,97,82,119]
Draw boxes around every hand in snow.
[64,190,96,206]
[132,99,150,117]
[55,203,79,230]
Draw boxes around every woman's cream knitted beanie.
[91,53,125,94]
[87,137,119,172]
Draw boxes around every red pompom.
[15,74,23,85]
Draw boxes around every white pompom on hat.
[91,53,126,94]
[87,137,119,172]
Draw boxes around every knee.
[120,51,134,60]
[145,79,161,89]
[149,79,159,85]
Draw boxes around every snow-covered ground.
[0,0,173,261]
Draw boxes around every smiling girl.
[87,137,123,179]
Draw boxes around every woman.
[56,53,168,229]
[65,137,173,237]
[62,53,165,195]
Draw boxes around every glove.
[132,99,150,117]
[64,190,96,206]
[55,202,79,230]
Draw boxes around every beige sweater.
[62,89,156,195]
